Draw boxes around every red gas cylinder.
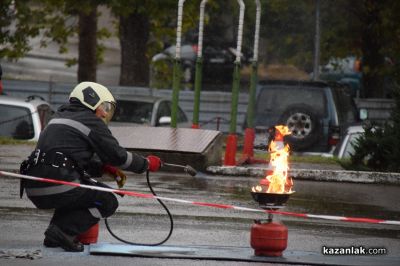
[250,220,288,257]
[77,223,99,244]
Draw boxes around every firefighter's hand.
[103,165,127,188]
[146,155,162,172]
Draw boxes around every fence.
[3,80,395,133]
[2,80,249,133]
[354,98,395,124]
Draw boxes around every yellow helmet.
[69,81,115,111]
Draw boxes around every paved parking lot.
[1,145,400,265]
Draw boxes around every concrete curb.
[206,166,400,185]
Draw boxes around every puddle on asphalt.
[155,173,400,223]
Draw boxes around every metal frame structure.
[171,0,186,128]
[241,0,262,163]
[192,0,208,129]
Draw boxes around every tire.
[278,104,321,151]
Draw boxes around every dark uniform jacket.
[24,102,148,205]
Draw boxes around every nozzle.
[183,165,197,177]
[163,162,197,177]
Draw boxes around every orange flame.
[251,125,294,194]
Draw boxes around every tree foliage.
[1,0,111,81]
[350,85,400,172]
[109,0,200,86]
[1,0,400,94]
[0,0,47,59]
[254,0,400,97]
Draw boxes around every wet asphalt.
[0,144,400,265]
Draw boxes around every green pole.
[241,0,261,160]
[246,61,258,128]
[171,59,181,128]
[192,0,207,128]
[224,0,245,166]
[192,57,203,127]
[229,61,241,134]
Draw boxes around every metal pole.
[171,0,186,128]
[224,0,245,166]
[313,0,321,81]
[229,0,245,133]
[192,0,208,129]
[242,0,261,161]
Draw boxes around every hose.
[104,170,174,246]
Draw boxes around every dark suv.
[250,80,358,152]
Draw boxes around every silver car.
[333,125,364,159]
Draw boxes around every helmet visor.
[100,101,116,124]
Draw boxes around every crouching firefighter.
[19,82,162,252]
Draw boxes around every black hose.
[104,170,174,246]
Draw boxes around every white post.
[175,0,187,60]
[235,0,245,63]
[197,0,208,58]
[253,0,261,62]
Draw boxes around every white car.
[110,96,190,128]
[0,95,53,141]
[333,125,364,159]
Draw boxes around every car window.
[343,132,362,158]
[331,84,357,125]
[161,102,188,124]
[112,100,153,124]
[0,104,34,140]
[256,86,327,115]
[156,101,171,125]
[177,106,188,123]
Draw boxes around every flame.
[251,125,294,194]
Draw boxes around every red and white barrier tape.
[1,170,399,226]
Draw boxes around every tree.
[45,0,109,82]
[77,4,98,82]
[0,0,46,59]
[113,0,151,86]
[110,0,198,87]
[319,0,400,98]
[258,0,315,71]
[1,0,110,82]
[350,84,400,171]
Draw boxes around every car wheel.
[278,104,321,151]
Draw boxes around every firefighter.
[20,82,162,252]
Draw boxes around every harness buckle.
[51,152,64,168]
[33,149,41,165]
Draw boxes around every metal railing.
[3,79,248,133]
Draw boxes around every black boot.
[43,236,59,248]
[44,224,84,252]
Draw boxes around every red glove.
[147,155,162,172]
[103,164,126,188]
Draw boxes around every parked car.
[319,56,396,98]
[110,96,190,128]
[152,44,247,86]
[0,95,53,141]
[249,80,360,152]
[333,125,364,159]
[319,56,362,97]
